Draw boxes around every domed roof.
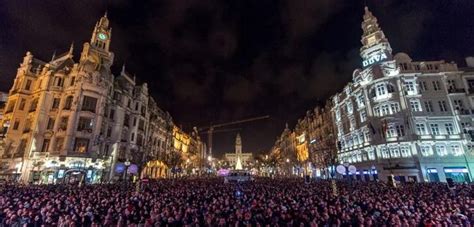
[394,52,412,63]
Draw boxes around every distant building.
[225,134,253,169]
[331,7,473,183]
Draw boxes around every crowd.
[0,178,472,226]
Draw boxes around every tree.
[162,151,184,177]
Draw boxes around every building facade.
[0,14,178,183]
[225,133,253,169]
[331,7,473,183]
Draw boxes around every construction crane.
[198,115,270,159]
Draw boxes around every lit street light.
[124,160,131,182]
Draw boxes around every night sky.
[1,0,473,157]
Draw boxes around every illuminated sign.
[57,169,65,178]
[127,164,138,174]
[363,53,388,67]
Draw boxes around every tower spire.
[68,42,74,56]
[51,50,56,61]
[359,6,392,68]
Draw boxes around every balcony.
[31,152,48,159]
[456,109,473,115]
[447,88,466,94]
[468,87,474,94]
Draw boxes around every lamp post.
[286,158,290,176]
[124,160,131,182]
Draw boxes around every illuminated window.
[376,84,386,96]
[346,102,353,115]
[430,124,440,135]
[381,147,390,159]
[435,145,447,156]
[400,146,411,157]
[373,106,380,116]
[390,103,400,114]
[381,104,390,116]
[55,137,64,151]
[350,118,356,130]
[390,147,400,158]
[360,110,367,122]
[445,123,454,135]
[450,144,462,156]
[367,149,375,160]
[396,125,405,137]
[74,138,89,153]
[357,94,365,108]
[416,123,426,135]
[410,99,421,112]
[386,125,396,138]
[420,145,433,157]
[404,81,415,94]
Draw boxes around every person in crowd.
[0,179,472,226]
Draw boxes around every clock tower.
[91,12,112,51]
[80,12,114,70]
[360,7,392,68]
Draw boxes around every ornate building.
[0,14,177,183]
[331,7,473,183]
[272,103,337,178]
[225,133,253,170]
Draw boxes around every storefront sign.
[57,169,65,178]
[363,53,388,67]
[444,168,468,173]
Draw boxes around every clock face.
[98,33,107,40]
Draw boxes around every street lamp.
[286,158,291,176]
[124,160,131,182]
